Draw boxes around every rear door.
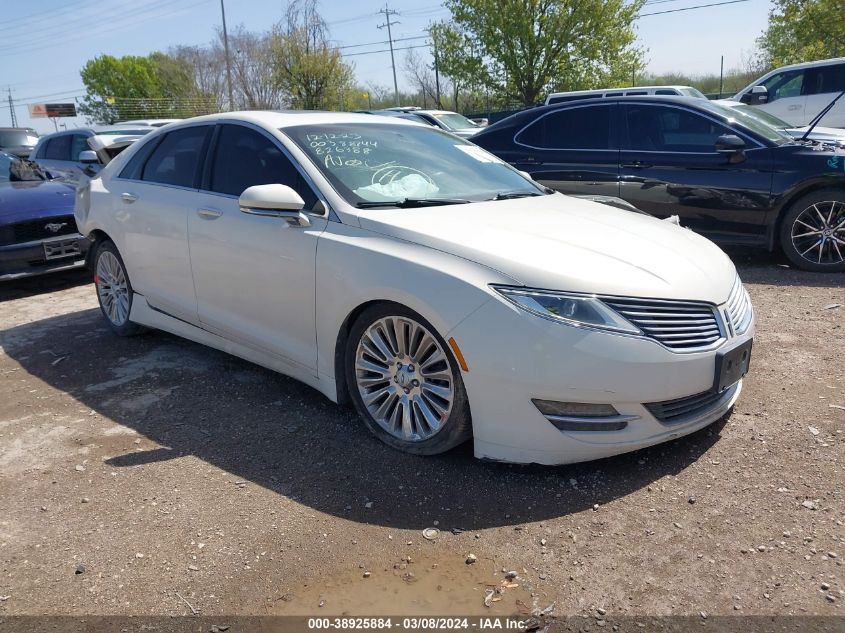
[802,63,845,128]
[113,124,212,323]
[618,103,773,244]
[509,102,620,198]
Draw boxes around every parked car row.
[472,95,845,272]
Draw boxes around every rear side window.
[141,126,210,188]
[625,90,648,96]
[803,64,845,95]
[517,105,614,150]
[655,89,678,95]
[44,135,72,160]
[208,124,318,209]
[119,136,162,180]
[625,105,732,152]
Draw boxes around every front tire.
[93,240,142,336]
[345,303,472,455]
[779,190,845,272]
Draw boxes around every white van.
[544,85,706,106]
[735,57,845,128]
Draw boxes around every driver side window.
[626,105,732,153]
[762,70,804,102]
[207,124,318,211]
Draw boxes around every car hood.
[0,180,76,225]
[356,194,737,303]
[786,125,845,144]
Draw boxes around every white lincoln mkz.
[75,111,754,465]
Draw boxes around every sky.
[1,0,773,134]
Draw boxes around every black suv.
[472,96,845,272]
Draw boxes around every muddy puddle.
[274,552,541,616]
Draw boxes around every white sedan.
[75,111,754,465]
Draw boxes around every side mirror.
[239,184,310,227]
[715,134,746,162]
[79,150,99,164]
[740,85,768,105]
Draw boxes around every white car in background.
[31,126,153,183]
[75,112,753,465]
[735,57,845,128]
[717,99,845,147]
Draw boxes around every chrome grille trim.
[724,276,752,336]
[602,296,724,352]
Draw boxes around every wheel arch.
[83,228,114,271]
[772,181,845,251]
[333,299,412,406]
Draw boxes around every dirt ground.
[0,250,843,623]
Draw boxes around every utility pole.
[220,0,235,111]
[431,34,441,108]
[377,4,400,106]
[719,55,724,98]
[7,87,17,127]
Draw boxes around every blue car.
[0,151,89,281]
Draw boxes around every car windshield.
[679,87,707,98]
[699,101,795,145]
[0,130,39,146]
[726,103,791,130]
[0,153,48,182]
[431,112,479,129]
[284,123,543,206]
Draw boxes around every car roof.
[547,86,696,96]
[164,110,422,130]
[765,56,845,72]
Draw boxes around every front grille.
[5,215,78,245]
[724,277,752,336]
[645,383,738,424]
[602,296,723,352]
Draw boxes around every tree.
[270,0,356,110]
[432,0,645,107]
[78,53,199,123]
[758,0,845,67]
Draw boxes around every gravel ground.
[0,252,843,621]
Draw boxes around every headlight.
[492,286,641,334]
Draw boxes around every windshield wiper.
[490,191,544,200]
[356,198,471,208]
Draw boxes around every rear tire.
[93,240,143,336]
[345,303,472,455]
[779,189,845,272]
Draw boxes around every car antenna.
[800,88,845,142]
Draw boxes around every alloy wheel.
[790,201,845,266]
[96,251,130,326]
[354,316,454,442]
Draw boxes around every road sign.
[28,103,47,118]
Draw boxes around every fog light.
[532,399,636,432]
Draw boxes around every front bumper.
[0,234,90,281]
[449,295,754,465]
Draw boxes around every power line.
[640,0,753,17]
[344,43,430,57]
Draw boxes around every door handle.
[196,208,223,220]
[788,104,802,111]
[622,161,653,169]
[520,156,541,165]
[121,192,138,204]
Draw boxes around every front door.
[618,103,773,244]
[506,103,620,198]
[188,123,327,371]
